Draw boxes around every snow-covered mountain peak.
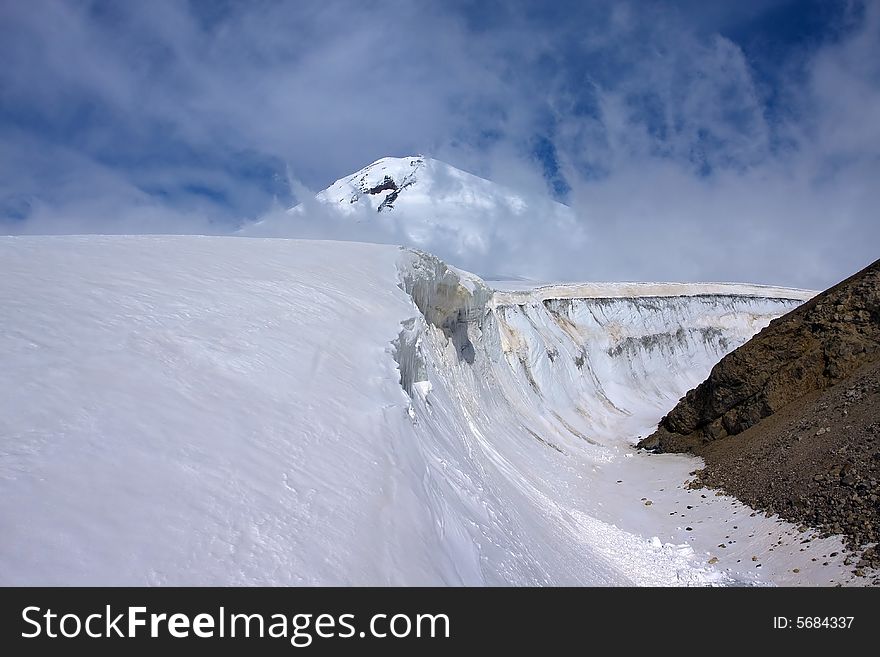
[242,156,579,274]
[319,155,427,212]
[314,155,541,215]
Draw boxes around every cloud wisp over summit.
[1,0,877,288]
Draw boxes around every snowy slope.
[241,156,580,274]
[0,236,421,585]
[0,236,851,586]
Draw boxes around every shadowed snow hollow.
[3,236,847,586]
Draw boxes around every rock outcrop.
[638,258,880,574]
[639,258,880,452]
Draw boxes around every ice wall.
[396,251,810,449]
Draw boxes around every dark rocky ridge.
[638,258,880,574]
[640,258,880,452]
[366,175,399,196]
[352,159,422,212]
[688,360,880,575]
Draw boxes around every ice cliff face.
[395,250,812,452]
[384,251,820,585]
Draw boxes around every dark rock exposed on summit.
[360,172,418,212]
[366,175,398,196]
[377,189,400,212]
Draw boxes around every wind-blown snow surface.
[0,236,850,585]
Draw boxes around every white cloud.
[1,0,877,289]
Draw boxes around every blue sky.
[1,0,878,287]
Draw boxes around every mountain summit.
[316,155,527,215]
[242,156,578,275]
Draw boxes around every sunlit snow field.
[0,236,851,585]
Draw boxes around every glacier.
[0,235,852,586]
